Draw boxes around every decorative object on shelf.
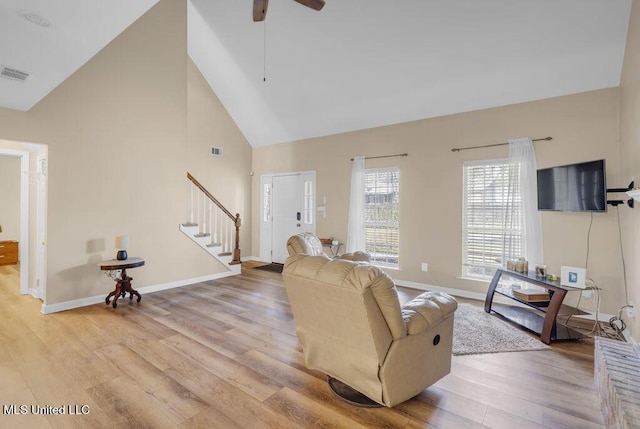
[506,257,529,273]
[535,264,547,277]
[560,266,587,289]
[513,288,550,302]
[115,235,129,261]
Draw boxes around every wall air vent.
[0,66,30,82]
[211,146,223,157]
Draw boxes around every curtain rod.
[451,137,552,152]
[350,153,408,161]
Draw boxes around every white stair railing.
[185,172,241,264]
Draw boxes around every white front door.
[261,172,316,264]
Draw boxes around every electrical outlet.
[421,262,428,272]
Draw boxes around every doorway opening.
[0,140,48,301]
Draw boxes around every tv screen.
[537,159,607,212]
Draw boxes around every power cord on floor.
[566,208,633,342]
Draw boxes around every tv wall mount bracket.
[607,181,635,208]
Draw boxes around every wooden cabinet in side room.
[0,241,18,265]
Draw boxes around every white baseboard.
[40,270,239,314]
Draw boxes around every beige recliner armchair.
[283,253,457,407]
[286,232,371,262]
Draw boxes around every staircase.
[180,172,242,274]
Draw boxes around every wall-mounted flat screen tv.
[537,159,607,212]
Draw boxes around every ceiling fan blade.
[253,0,269,22]
[293,0,325,11]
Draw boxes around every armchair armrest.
[402,292,457,335]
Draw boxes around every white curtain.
[509,137,544,267]
[346,156,365,253]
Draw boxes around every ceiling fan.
[253,0,325,22]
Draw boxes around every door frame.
[260,171,316,263]
[35,153,47,299]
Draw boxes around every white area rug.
[452,303,551,355]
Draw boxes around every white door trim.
[35,153,47,299]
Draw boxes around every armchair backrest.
[283,254,407,401]
[286,232,324,256]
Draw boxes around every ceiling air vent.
[0,66,30,82]
[211,146,223,157]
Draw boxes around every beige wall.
[253,88,623,314]
[187,59,252,257]
[0,156,21,242]
[0,0,251,307]
[619,0,640,338]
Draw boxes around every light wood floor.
[0,262,604,428]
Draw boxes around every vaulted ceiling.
[0,0,632,147]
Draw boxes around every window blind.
[365,167,400,267]
[463,160,522,279]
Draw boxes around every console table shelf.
[485,268,588,344]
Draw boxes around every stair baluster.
[213,206,219,245]
[196,189,201,232]
[208,201,212,242]
[189,182,194,224]
[202,192,207,234]
[226,216,230,253]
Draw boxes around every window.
[304,180,313,225]
[263,183,271,222]
[365,167,400,267]
[463,160,522,280]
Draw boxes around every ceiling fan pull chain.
[263,19,267,82]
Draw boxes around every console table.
[484,268,587,344]
[99,257,145,308]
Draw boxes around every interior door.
[270,173,315,264]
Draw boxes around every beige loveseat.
[283,252,457,407]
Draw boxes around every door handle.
[296,223,301,227]
[296,212,301,221]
